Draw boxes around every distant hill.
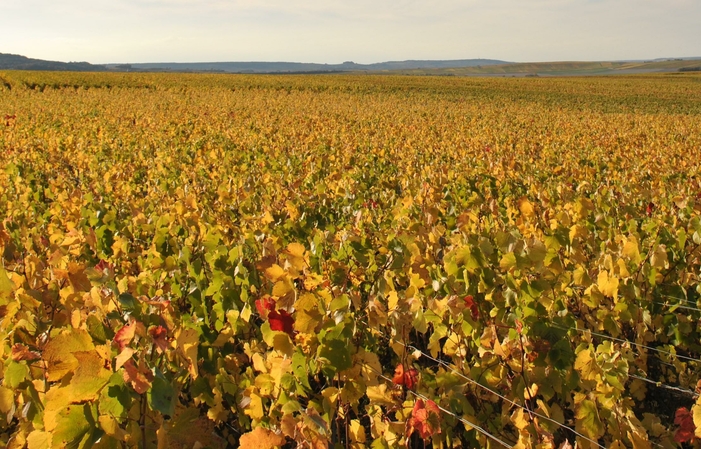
[2,52,700,76]
[0,53,107,71]
[107,59,510,73]
[0,53,508,73]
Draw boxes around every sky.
[1,0,700,64]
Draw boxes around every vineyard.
[1,70,701,449]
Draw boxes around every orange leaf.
[392,364,418,390]
[114,347,135,370]
[255,296,276,319]
[408,398,441,439]
[123,359,152,394]
[239,427,286,449]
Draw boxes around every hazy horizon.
[2,0,700,65]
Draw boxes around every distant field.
[388,59,701,76]
[1,71,701,448]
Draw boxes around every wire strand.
[364,362,516,449]
[651,301,701,313]
[628,373,699,398]
[550,323,701,364]
[657,294,698,306]
[399,343,606,449]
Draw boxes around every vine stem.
[140,392,147,449]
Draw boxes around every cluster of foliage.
[1,70,701,448]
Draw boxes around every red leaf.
[149,325,169,353]
[674,407,695,443]
[464,295,479,320]
[646,202,655,217]
[408,398,441,439]
[114,320,137,351]
[11,343,41,362]
[269,309,295,337]
[95,259,114,276]
[255,296,276,319]
[392,364,419,390]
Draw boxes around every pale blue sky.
[1,0,699,64]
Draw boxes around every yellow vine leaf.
[176,328,199,379]
[98,415,128,440]
[43,328,95,382]
[67,351,112,402]
[265,264,286,282]
[366,384,396,407]
[122,359,152,394]
[0,267,14,300]
[627,427,651,449]
[272,279,294,298]
[0,386,14,414]
[518,198,535,218]
[575,399,604,440]
[349,419,366,443]
[284,242,306,272]
[511,407,530,430]
[622,237,641,263]
[26,430,52,449]
[650,245,668,270]
[574,348,598,381]
[244,391,265,420]
[692,396,701,438]
[295,311,321,335]
[597,271,619,299]
[43,386,72,432]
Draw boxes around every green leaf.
[526,240,546,262]
[117,293,136,311]
[371,436,391,449]
[329,294,350,312]
[99,373,130,419]
[317,339,352,377]
[86,315,109,344]
[500,252,517,271]
[455,246,485,273]
[548,339,574,370]
[575,399,604,440]
[292,350,312,393]
[148,371,176,417]
[3,361,29,389]
[52,404,93,448]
